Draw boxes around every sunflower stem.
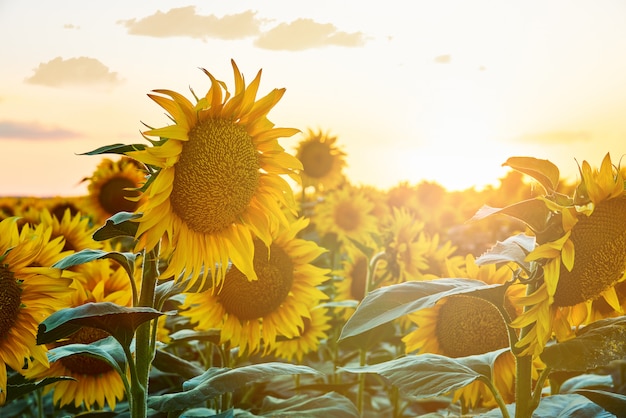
[479,375,510,418]
[131,244,161,418]
[514,280,538,418]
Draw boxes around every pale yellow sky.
[2,0,626,196]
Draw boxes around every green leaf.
[257,392,360,417]
[338,278,494,341]
[576,389,626,417]
[541,316,626,372]
[148,363,323,412]
[5,376,75,404]
[47,336,127,377]
[560,374,614,393]
[481,393,613,417]
[52,249,138,282]
[80,143,147,156]
[167,329,221,345]
[92,211,141,241]
[503,156,560,193]
[153,349,204,380]
[342,354,483,399]
[37,302,171,348]
[475,233,535,270]
[470,199,552,234]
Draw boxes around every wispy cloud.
[117,6,261,40]
[254,18,367,50]
[0,120,81,140]
[25,57,123,87]
[517,131,592,144]
[63,23,79,29]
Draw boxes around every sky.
[2,0,626,197]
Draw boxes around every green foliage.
[92,211,141,241]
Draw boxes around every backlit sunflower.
[0,217,72,405]
[181,218,329,356]
[270,305,332,363]
[313,184,379,252]
[402,255,529,409]
[82,157,146,224]
[125,60,302,289]
[294,129,347,192]
[23,258,131,410]
[382,207,430,282]
[507,153,626,356]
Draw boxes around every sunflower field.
[2,61,626,418]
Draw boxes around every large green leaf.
[92,211,141,241]
[153,349,204,380]
[80,143,147,156]
[37,302,170,348]
[338,278,495,341]
[481,393,614,417]
[52,248,138,282]
[541,316,626,371]
[5,376,74,404]
[46,336,127,377]
[256,392,359,417]
[470,199,552,234]
[575,389,626,417]
[503,156,560,193]
[342,354,483,399]
[148,363,323,412]
[475,233,535,270]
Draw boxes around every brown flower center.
[554,196,626,307]
[98,176,140,215]
[218,240,293,320]
[170,119,260,234]
[57,327,112,375]
[299,141,334,178]
[0,266,22,340]
[334,201,360,232]
[435,295,509,357]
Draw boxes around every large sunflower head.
[294,128,347,192]
[181,217,329,356]
[82,157,146,224]
[22,258,131,410]
[0,217,73,405]
[479,154,626,356]
[125,60,302,290]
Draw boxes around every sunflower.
[22,258,131,410]
[82,157,146,224]
[38,207,103,255]
[0,217,72,405]
[313,184,379,252]
[124,60,302,290]
[509,153,626,356]
[181,218,329,356]
[402,254,529,409]
[270,305,332,363]
[382,207,430,282]
[294,128,347,192]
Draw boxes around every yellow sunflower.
[294,128,347,192]
[0,217,72,405]
[23,258,131,410]
[125,60,302,290]
[510,153,626,356]
[402,254,529,409]
[382,207,430,282]
[270,305,332,363]
[313,184,379,251]
[82,157,146,224]
[181,217,329,356]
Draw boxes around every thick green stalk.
[514,280,538,418]
[131,244,161,418]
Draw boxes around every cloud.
[254,18,367,50]
[118,6,261,40]
[0,120,81,140]
[434,54,451,64]
[517,131,592,144]
[63,23,79,29]
[25,57,123,87]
